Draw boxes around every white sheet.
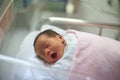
[14,24,77,80]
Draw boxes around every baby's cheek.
[50,45,57,51]
[53,45,60,51]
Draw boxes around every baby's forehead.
[36,35,46,45]
[37,34,50,42]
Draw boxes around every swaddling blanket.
[66,30,120,80]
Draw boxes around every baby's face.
[35,34,66,64]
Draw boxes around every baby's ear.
[56,35,63,40]
[56,35,66,45]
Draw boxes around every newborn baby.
[33,30,66,64]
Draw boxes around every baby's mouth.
[51,53,57,58]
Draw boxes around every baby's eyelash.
[48,42,53,48]
[45,41,53,48]
[45,41,50,48]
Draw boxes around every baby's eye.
[45,42,52,48]
[45,42,51,48]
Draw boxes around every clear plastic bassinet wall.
[0,0,119,80]
[0,0,14,44]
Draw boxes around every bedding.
[15,24,120,80]
[66,30,120,80]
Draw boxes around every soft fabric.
[15,25,120,80]
[66,30,120,80]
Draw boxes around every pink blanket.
[66,30,120,80]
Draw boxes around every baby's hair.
[33,30,59,46]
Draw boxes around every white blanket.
[14,25,77,80]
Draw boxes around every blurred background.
[0,0,120,80]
